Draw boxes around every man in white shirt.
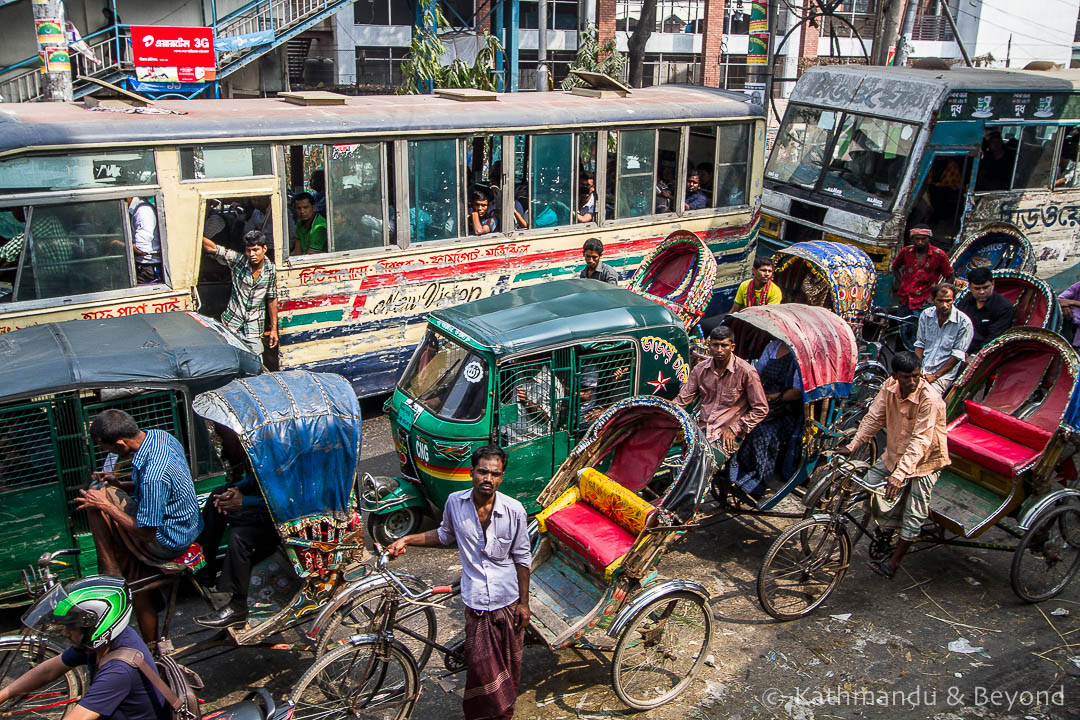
[126,198,161,285]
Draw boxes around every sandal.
[867,559,897,579]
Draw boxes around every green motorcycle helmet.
[21,576,133,651]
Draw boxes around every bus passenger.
[469,190,498,235]
[126,197,161,285]
[576,172,596,223]
[975,131,1016,191]
[731,257,782,312]
[685,170,709,210]
[292,192,327,255]
[580,237,617,284]
[891,225,954,311]
[0,206,72,299]
[201,229,278,356]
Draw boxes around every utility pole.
[33,0,72,101]
[892,0,918,67]
[873,0,904,65]
[537,0,549,90]
[939,0,972,67]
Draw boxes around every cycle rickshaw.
[757,326,1080,619]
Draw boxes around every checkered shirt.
[213,246,277,342]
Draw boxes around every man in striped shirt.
[75,410,202,643]
[201,230,278,355]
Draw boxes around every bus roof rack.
[278,90,348,106]
[434,88,500,102]
[568,71,632,98]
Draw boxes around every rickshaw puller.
[388,445,531,720]
[837,352,950,578]
[674,325,768,455]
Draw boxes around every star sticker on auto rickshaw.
[647,370,671,393]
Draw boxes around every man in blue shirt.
[75,410,202,644]
[914,283,974,396]
[388,445,531,720]
[0,576,166,720]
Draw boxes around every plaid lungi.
[462,601,524,720]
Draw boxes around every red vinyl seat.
[544,503,638,571]
[947,400,1051,477]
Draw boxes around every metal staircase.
[0,0,351,103]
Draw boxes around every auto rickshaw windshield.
[399,329,489,422]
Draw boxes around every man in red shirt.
[891,225,954,310]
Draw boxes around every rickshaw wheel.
[610,591,713,710]
[758,517,851,620]
[290,638,418,720]
[0,636,85,720]
[315,575,438,670]
[1011,505,1080,603]
[367,508,422,546]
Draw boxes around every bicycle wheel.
[758,517,851,620]
[0,635,85,720]
[1011,505,1080,603]
[291,638,418,720]
[315,577,438,670]
[611,591,712,710]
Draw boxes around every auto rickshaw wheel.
[0,635,86,720]
[1011,504,1080,603]
[367,507,423,546]
[315,574,438,670]
[758,516,851,620]
[290,638,418,720]
[610,591,712,710]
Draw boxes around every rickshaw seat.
[536,468,655,579]
[947,401,1051,478]
[155,542,208,575]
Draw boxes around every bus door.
[907,150,976,251]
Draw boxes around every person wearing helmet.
[0,576,166,720]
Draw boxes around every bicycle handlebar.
[372,542,461,602]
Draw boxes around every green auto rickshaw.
[362,277,699,543]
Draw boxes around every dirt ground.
[5,404,1079,720]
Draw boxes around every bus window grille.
[576,346,636,432]
[0,401,61,492]
[497,360,558,447]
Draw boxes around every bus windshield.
[767,104,917,210]
[399,329,488,422]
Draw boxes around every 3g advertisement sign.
[131,25,216,83]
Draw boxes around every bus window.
[1055,127,1080,189]
[1012,125,1060,189]
[687,126,717,209]
[975,129,1018,192]
[328,142,395,250]
[0,200,136,304]
[179,146,273,180]
[464,135,501,236]
[0,151,156,193]
[611,129,656,219]
[820,114,915,210]
[577,132,598,223]
[766,105,835,190]
[656,129,680,213]
[408,139,459,243]
[530,134,574,229]
[716,123,750,207]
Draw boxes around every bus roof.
[429,278,682,357]
[0,85,761,157]
[790,65,1080,125]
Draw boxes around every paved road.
[4,397,1079,719]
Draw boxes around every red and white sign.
[131,25,215,82]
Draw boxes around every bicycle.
[289,545,464,720]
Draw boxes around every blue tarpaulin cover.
[192,371,362,526]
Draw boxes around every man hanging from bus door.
[201,229,278,358]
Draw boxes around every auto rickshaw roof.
[429,278,684,358]
[191,371,362,526]
[724,304,858,401]
[0,311,262,401]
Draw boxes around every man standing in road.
[388,445,531,720]
[75,409,202,644]
[956,266,1015,353]
[202,229,278,356]
[674,325,768,456]
[838,351,949,578]
[891,225,954,311]
[914,283,973,395]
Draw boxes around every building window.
[354,47,409,87]
[353,0,412,25]
[719,53,748,90]
[913,0,957,42]
[723,0,750,34]
[518,50,577,88]
[820,0,876,39]
[520,0,578,29]
[616,0,703,32]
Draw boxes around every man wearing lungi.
[74,409,202,644]
[388,444,532,720]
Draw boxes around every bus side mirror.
[498,403,519,425]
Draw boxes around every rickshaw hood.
[773,240,876,326]
[192,371,362,526]
[724,305,858,402]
